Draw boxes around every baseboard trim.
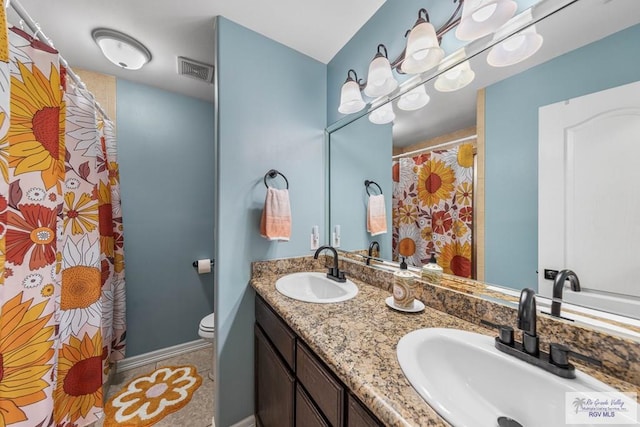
[116,339,212,372]
[229,415,255,427]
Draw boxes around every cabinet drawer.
[347,394,382,427]
[296,384,330,427]
[255,296,296,370]
[296,342,344,427]
[255,325,295,427]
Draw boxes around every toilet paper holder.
[192,259,215,269]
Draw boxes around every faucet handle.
[480,320,514,346]
[549,343,571,368]
[498,326,514,346]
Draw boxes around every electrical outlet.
[333,225,341,247]
[544,269,559,280]
[310,225,319,250]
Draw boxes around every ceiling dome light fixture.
[92,28,152,70]
[364,45,398,98]
[397,84,430,111]
[487,10,543,67]
[338,69,367,114]
[401,9,444,75]
[435,49,476,92]
[455,0,517,42]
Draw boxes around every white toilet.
[198,313,215,380]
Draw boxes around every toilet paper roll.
[197,259,212,274]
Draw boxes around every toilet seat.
[198,313,215,340]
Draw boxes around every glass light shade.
[369,103,395,125]
[364,56,398,97]
[92,29,151,70]
[338,80,366,114]
[487,10,542,67]
[401,21,444,74]
[397,85,430,111]
[455,0,517,41]
[487,25,543,67]
[434,56,475,92]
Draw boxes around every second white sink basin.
[397,328,631,427]
[275,272,358,303]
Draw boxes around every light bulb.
[472,3,498,22]
[364,55,398,98]
[502,34,526,51]
[487,25,543,67]
[398,85,430,111]
[455,0,517,41]
[369,103,395,124]
[445,68,462,80]
[434,49,476,92]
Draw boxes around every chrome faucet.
[551,269,581,317]
[313,245,346,282]
[366,241,380,266]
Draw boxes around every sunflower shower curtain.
[0,18,126,427]
[392,143,474,277]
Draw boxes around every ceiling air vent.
[177,56,214,83]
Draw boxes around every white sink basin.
[397,328,631,427]
[275,272,358,303]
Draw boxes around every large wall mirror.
[327,0,640,329]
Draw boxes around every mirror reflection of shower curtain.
[0,24,126,427]
[392,143,474,277]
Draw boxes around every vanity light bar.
[339,0,535,117]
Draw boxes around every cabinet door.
[255,325,295,427]
[296,342,344,427]
[255,295,296,369]
[347,394,383,427]
[297,384,330,427]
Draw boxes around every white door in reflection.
[538,80,640,319]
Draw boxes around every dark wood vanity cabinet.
[255,295,383,427]
[255,325,295,427]
[296,384,329,427]
[347,394,381,427]
[296,341,344,426]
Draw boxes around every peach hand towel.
[367,194,387,236]
[260,188,291,241]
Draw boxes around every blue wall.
[330,117,392,257]
[215,17,326,426]
[117,79,215,356]
[484,23,640,290]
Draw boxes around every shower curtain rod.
[8,0,113,122]
[391,134,477,159]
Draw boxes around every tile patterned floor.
[93,344,215,427]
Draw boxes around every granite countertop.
[251,266,639,427]
[252,271,490,426]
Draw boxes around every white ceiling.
[6,0,386,103]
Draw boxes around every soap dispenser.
[393,257,416,308]
[421,252,443,284]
